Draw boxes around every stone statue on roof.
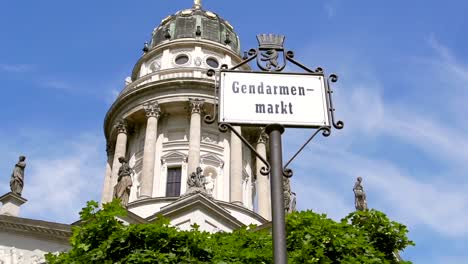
[188,167,205,189]
[290,192,297,213]
[10,156,26,196]
[184,167,211,197]
[353,176,368,211]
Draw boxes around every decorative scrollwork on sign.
[282,126,331,178]
[216,122,271,176]
[202,34,344,180]
[204,69,218,124]
[327,74,344,130]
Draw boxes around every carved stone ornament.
[189,98,204,114]
[187,167,205,189]
[114,119,128,134]
[143,101,161,118]
[353,176,368,211]
[194,57,202,66]
[204,172,215,196]
[183,167,212,198]
[10,156,26,196]
[0,246,28,264]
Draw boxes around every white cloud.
[299,145,468,237]
[41,79,77,92]
[1,132,105,224]
[0,63,33,73]
[294,176,351,220]
[287,37,468,239]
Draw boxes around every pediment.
[117,210,148,225]
[146,193,244,232]
[200,153,224,167]
[161,151,187,164]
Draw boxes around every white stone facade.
[101,7,272,229]
[0,215,70,264]
[0,5,273,262]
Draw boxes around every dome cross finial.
[194,0,202,9]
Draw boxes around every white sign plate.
[219,71,330,127]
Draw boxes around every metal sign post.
[265,124,287,263]
[205,34,343,264]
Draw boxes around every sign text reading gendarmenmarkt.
[219,71,330,127]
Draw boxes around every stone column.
[256,133,271,220]
[110,119,128,199]
[187,99,204,175]
[230,126,243,205]
[100,143,114,204]
[140,101,161,198]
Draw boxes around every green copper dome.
[150,7,240,53]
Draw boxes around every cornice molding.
[104,79,216,140]
[0,215,71,242]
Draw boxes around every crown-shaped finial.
[257,34,285,49]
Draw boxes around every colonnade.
[100,99,272,220]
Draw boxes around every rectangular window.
[166,167,182,197]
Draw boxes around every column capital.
[143,101,161,118]
[257,132,268,144]
[114,119,128,134]
[189,98,204,114]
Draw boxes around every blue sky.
[1,0,467,263]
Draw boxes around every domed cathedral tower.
[100,0,271,232]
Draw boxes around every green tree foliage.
[46,200,414,264]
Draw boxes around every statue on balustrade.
[113,157,133,207]
[10,156,26,196]
[353,176,368,211]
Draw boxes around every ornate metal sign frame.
[205,34,343,176]
[204,34,343,264]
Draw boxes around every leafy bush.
[46,200,413,263]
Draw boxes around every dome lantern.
[194,0,202,9]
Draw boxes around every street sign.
[219,70,330,128]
